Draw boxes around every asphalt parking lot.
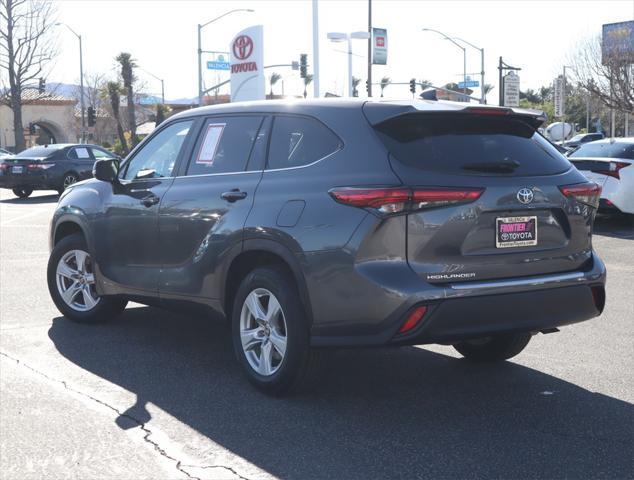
[0,189,632,480]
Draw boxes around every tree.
[115,52,139,147]
[352,76,361,97]
[419,79,433,90]
[0,0,57,152]
[379,76,391,97]
[483,84,494,104]
[269,72,281,98]
[569,34,633,113]
[302,73,313,99]
[103,81,128,155]
[155,103,170,127]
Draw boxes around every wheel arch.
[223,239,313,326]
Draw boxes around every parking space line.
[0,210,51,226]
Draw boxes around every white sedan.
[568,138,634,215]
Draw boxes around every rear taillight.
[559,182,601,209]
[27,163,55,171]
[591,161,630,180]
[399,306,428,334]
[329,187,484,214]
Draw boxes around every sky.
[47,0,634,104]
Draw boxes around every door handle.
[221,189,248,202]
[140,194,160,207]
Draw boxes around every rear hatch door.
[369,108,595,284]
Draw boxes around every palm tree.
[115,52,138,147]
[303,74,313,99]
[352,76,361,97]
[103,81,128,155]
[269,72,282,98]
[380,76,391,97]
[483,84,494,104]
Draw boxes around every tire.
[47,233,127,323]
[60,172,79,192]
[12,187,33,198]
[453,332,532,362]
[231,266,321,395]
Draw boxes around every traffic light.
[87,106,96,127]
[38,78,45,93]
[300,54,307,78]
[366,79,370,94]
[409,78,416,95]
[29,123,36,135]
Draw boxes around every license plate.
[12,166,23,174]
[496,216,537,248]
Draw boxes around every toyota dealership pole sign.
[230,25,265,102]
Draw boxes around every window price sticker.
[197,123,225,164]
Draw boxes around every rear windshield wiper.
[461,160,520,173]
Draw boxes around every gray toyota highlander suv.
[47,99,607,394]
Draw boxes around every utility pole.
[367,0,372,97]
[312,0,320,97]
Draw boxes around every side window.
[91,148,114,159]
[68,147,92,160]
[267,115,341,170]
[122,120,193,180]
[186,116,263,176]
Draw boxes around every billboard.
[230,25,265,102]
[372,28,387,65]
[602,21,634,64]
[553,75,565,118]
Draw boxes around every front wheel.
[231,266,320,395]
[47,233,127,323]
[12,187,33,198]
[453,332,532,362]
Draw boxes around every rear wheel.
[60,172,79,193]
[47,233,127,323]
[231,266,320,395]
[453,332,531,362]
[12,187,33,198]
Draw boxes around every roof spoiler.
[363,102,547,130]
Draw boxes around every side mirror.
[93,158,119,183]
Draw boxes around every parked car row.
[0,144,119,198]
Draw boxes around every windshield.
[15,146,62,158]
[569,134,584,141]
[570,142,634,160]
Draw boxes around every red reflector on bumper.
[399,306,428,334]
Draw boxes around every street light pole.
[140,67,165,104]
[327,31,370,98]
[422,28,466,97]
[197,8,254,107]
[57,23,85,142]
[453,37,485,104]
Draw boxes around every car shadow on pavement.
[48,307,632,479]
[594,214,634,240]
[0,194,59,204]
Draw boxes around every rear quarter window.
[374,114,572,176]
[267,115,341,170]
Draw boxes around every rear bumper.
[310,252,606,347]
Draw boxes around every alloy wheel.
[239,288,288,376]
[55,249,100,312]
[63,174,78,189]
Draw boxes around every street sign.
[291,61,299,71]
[553,75,565,117]
[207,60,230,71]
[372,28,387,65]
[503,71,520,107]
[458,80,480,88]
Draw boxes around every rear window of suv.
[374,114,572,176]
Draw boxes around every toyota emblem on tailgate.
[517,188,534,204]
